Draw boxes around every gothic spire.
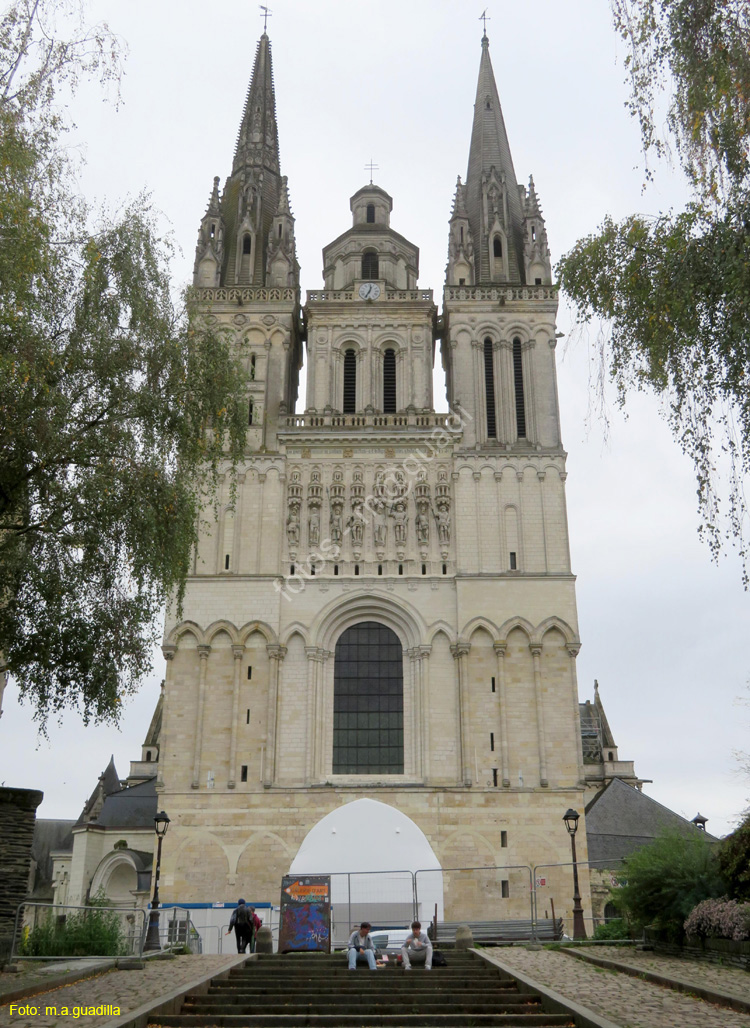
[233,32,280,178]
[464,33,525,283]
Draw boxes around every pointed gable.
[465,33,525,284]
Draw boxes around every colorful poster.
[278,875,331,953]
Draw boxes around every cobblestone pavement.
[492,946,750,1028]
[0,954,238,1028]
[580,945,750,1002]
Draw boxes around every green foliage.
[558,1,750,581]
[0,0,248,728]
[20,896,129,956]
[592,918,631,940]
[609,831,725,939]
[718,813,750,900]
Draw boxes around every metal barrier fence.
[299,870,418,947]
[414,864,535,932]
[11,902,148,961]
[151,906,208,953]
[532,858,627,936]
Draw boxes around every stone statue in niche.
[436,501,451,548]
[308,505,321,547]
[373,499,387,550]
[348,500,365,549]
[392,501,408,548]
[286,501,301,549]
[330,501,344,548]
[416,500,430,547]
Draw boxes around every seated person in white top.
[401,920,432,970]
[347,921,377,970]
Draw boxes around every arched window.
[383,348,396,413]
[484,337,497,438]
[343,349,356,413]
[513,337,526,438]
[242,234,252,255]
[366,203,375,224]
[493,237,502,258]
[362,250,379,279]
[333,622,404,774]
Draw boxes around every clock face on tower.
[358,282,381,300]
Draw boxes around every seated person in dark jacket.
[347,921,377,969]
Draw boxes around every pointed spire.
[464,33,525,283]
[233,32,280,177]
[205,175,221,216]
[451,176,469,220]
[276,175,292,216]
[525,175,541,217]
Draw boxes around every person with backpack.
[228,898,254,953]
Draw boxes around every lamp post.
[144,811,170,951]
[563,808,587,940]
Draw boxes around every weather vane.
[365,158,379,185]
[479,9,490,35]
[260,5,272,33]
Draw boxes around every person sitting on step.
[347,921,377,970]
[401,920,432,970]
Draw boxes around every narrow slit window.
[290,564,295,575]
[224,554,230,570]
[501,880,510,898]
[246,709,250,724]
[501,830,508,847]
[354,564,359,576]
[334,564,339,576]
[247,667,252,680]
[492,768,498,786]
[509,551,517,570]
[442,563,447,575]
[398,564,403,576]
[343,349,356,413]
[378,564,383,576]
[383,349,396,413]
[491,676,496,693]
[209,224,215,238]
[248,398,254,425]
[249,354,256,380]
[490,732,495,751]
[421,563,426,575]
[366,203,375,223]
[240,765,248,782]
[310,564,316,576]
[513,337,527,437]
[242,234,252,255]
[493,237,502,258]
[484,338,497,438]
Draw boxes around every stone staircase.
[151,951,576,1027]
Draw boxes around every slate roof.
[93,776,158,829]
[585,777,718,866]
[29,819,76,899]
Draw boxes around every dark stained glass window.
[383,348,396,413]
[343,349,356,413]
[362,250,379,279]
[333,622,404,774]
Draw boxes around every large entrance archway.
[289,798,443,943]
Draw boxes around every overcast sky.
[1,0,748,839]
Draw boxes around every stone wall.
[0,787,44,960]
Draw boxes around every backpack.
[432,950,448,967]
[236,904,250,926]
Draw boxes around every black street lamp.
[563,808,587,940]
[144,810,170,952]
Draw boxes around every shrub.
[20,895,129,957]
[593,918,630,940]
[718,815,750,901]
[684,897,750,941]
[609,830,725,941]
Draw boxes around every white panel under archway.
[289,798,443,942]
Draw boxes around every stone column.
[227,644,245,788]
[233,472,247,573]
[567,643,585,781]
[451,642,472,786]
[304,647,321,784]
[0,788,44,961]
[537,470,549,572]
[408,648,421,778]
[530,644,549,787]
[418,645,432,782]
[264,644,286,788]
[493,642,511,787]
[156,646,176,790]
[191,644,211,789]
[316,651,332,780]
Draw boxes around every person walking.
[347,921,377,970]
[228,898,254,953]
[401,920,432,970]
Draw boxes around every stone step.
[185,998,539,1013]
[203,985,520,997]
[154,1015,574,1027]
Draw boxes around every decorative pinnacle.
[259,4,272,33]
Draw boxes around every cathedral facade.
[156,30,592,923]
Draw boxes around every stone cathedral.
[156,30,593,922]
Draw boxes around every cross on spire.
[479,8,490,36]
[259,5,272,33]
[365,158,379,184]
